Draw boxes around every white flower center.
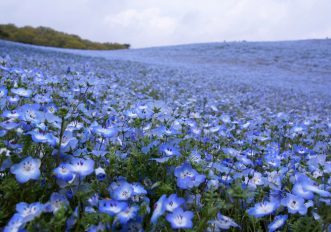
[60,166,68,174]
[273,219,283,227]
[121,190,129,197]
[23,161,34,172]
[174,215,185,225]
[257,203,273,213]
[289,200,299,209]
[165,148,173,156]
[27,110,36,119]
[181,171,193,178]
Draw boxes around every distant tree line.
[0,24,130,50]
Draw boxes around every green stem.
[57,116,66,165]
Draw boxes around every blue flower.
[141,140,160,154]
[166,207,194,229]
[216,213,239,229]
[115,205,139,224]
[266,171,282,190]
[53,163,74,181]
[16,202,44,222]
[85,206,96,213]
[17,104,42,124]
[292,182,314,200]
[87,223,105,232]
[44,192,69,213]
[165,194,185,212]
[174,163,205,189]
[70,158,94,177]
[281,193,307,215]
[0,120,19,130]
[124,109,138,119]
[0,86,8,98]
[247,201,279,218]
[293,174,331,198]
[302,183,331,198]
[150,143,181,163]
[60,131,78,152]
[11,88,33,98]
[268,215,288,232]
[92,125,118,138]
[87,194,99,206]
[28,130,57,146]
[120,217,144,232]
[10,156,41,183]
[189,150,203,164]
[160,143,181,156]
[152,126,179,137]
[189,126,202,137]
[135,104,153,119]
[7,95,20,104]
[208,213,239,230]
[4,213,25,232]
[111,181,134,201]
[131,182,147,196]
[207,179,220,190]
[66,207,79,231]
[95,167,106,181]
[246,171,265,189]
[264,153,281,168]
[45,103,58,114]
[33,94,52,104]
[99,199,128,216]
[2,110,20,119]
[149,156,172,163]
[0,157,12,171]
[151,194,167,224]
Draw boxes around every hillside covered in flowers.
[0,39,331,231]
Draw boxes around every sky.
[0,0,330,48]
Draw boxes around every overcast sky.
[0,0,330,48]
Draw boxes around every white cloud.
[0,0,330,47]
[104,8,176,47]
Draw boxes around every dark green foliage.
[0,24,130,50]
[290,217,323,232]
[26,207,70,232]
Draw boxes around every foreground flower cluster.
[0,41,331,231]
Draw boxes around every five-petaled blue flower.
[16,201,44,222]
[151,194,167,224]
[53,163,74,181]
[10,156,41,183]
[268,214,288,232]
[99,199,128,216]
[174,163,206,189]
[70,158,94,177]
[281,193,307,215]
[165,194,185,212]
[166,207,194,229]
[11,88,33,98]
[247,201,279,218]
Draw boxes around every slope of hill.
[0,24,130,50]
[0,39,331,231]
[44,39,331,99]
[1,38,330,107]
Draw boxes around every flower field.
[0,39,331,231]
